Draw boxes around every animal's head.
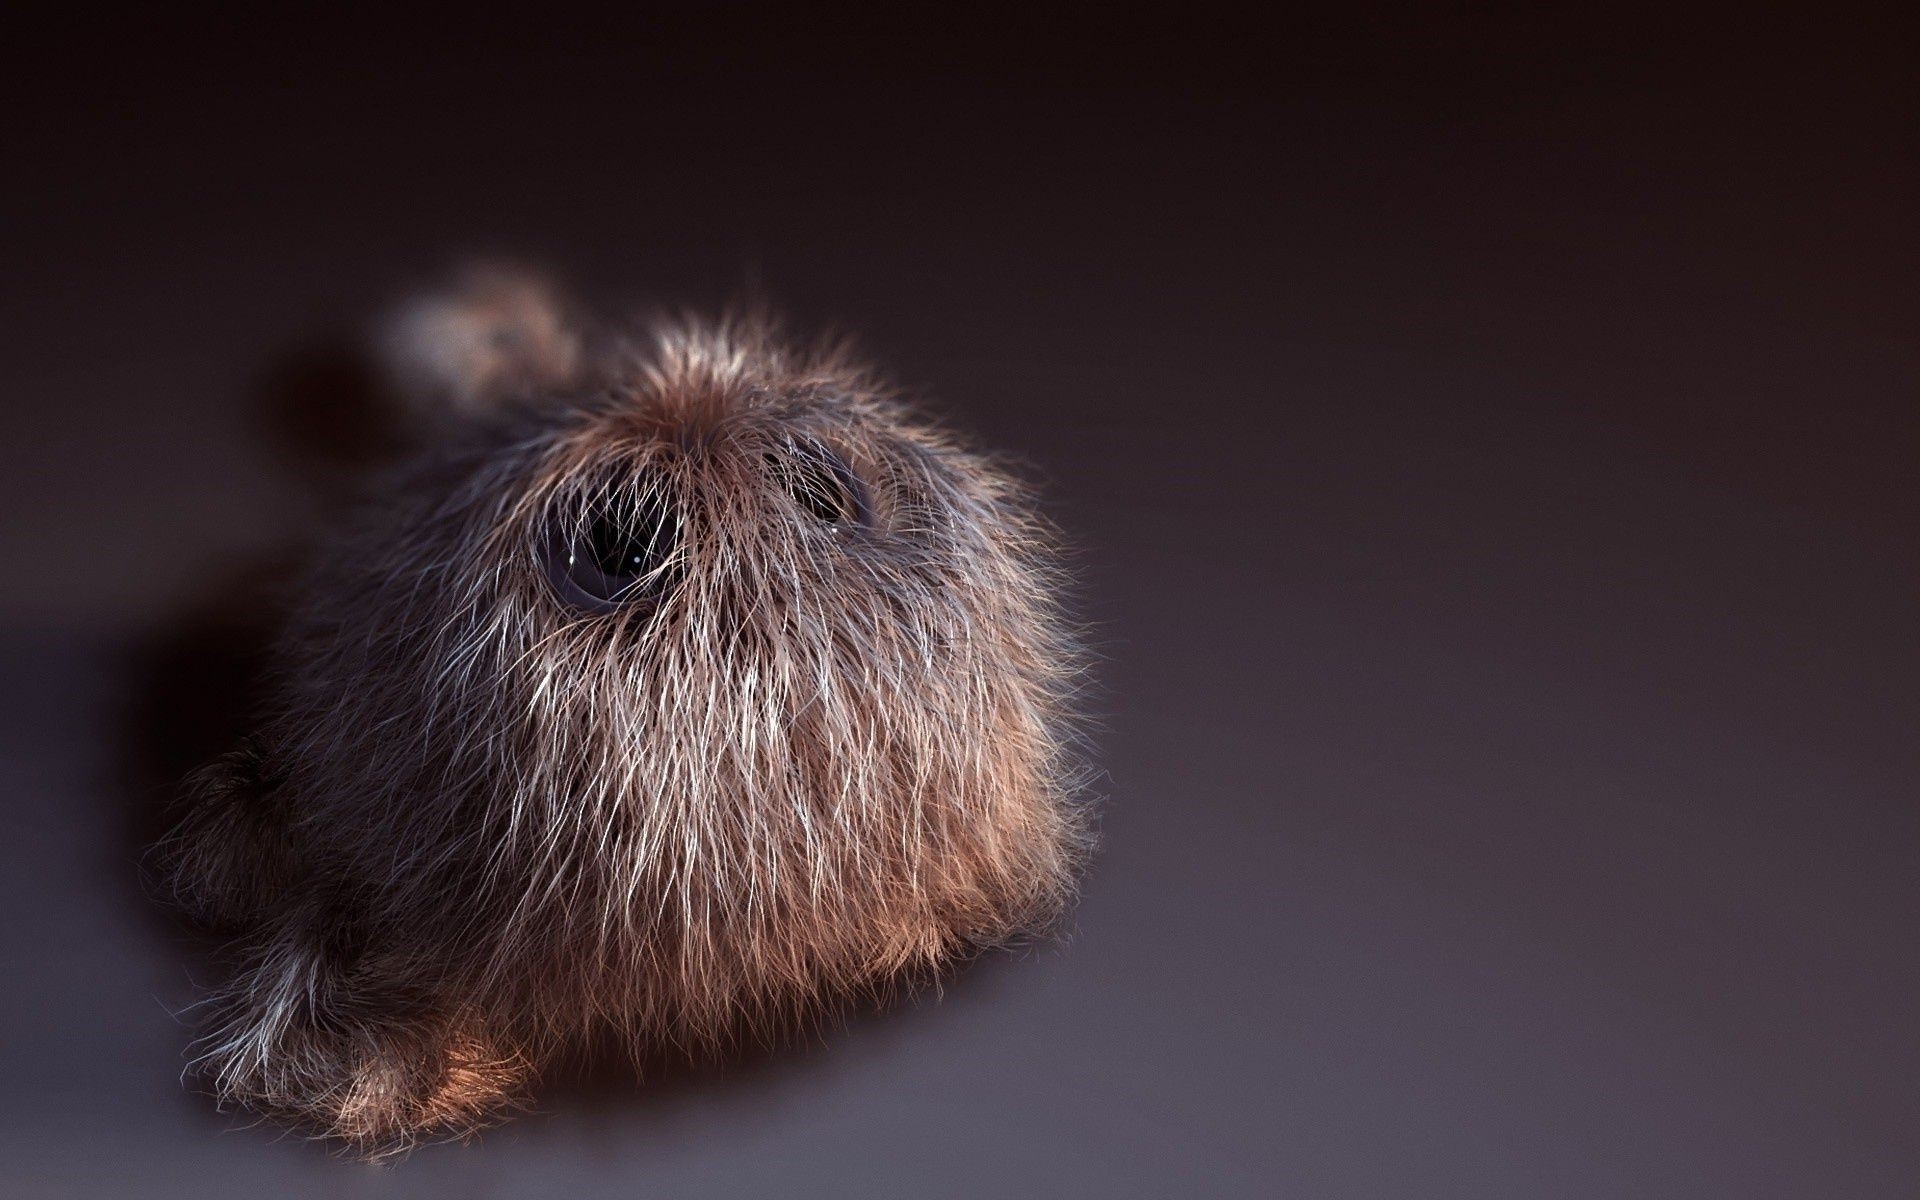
[267,269,1088,1036]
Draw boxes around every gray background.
[4,10,1915,1197]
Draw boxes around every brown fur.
[156,272,1090,1156]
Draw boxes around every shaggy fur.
[157,271,1089,1156]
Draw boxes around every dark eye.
[541,485,681,614]
[772,442,869,529]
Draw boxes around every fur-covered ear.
[379,265,586,424]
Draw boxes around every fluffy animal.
[158,269,1089,1154]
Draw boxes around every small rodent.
[157,268,1090,1155]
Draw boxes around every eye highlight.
[770,441,870,530]
[540,482,682,615]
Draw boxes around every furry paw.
[198,987,527,1157]
[309,1017,528,1154]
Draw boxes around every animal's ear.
[378,264,587,426]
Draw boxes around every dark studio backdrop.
[3,8,1914,1197]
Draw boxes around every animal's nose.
[766,440,870,529]
[541,482,683,615]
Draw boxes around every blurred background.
[3,7,1914,1197]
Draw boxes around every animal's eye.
[541,485,681,614]
[772,442,869,529]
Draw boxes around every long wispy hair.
[158,268,1092,1155]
